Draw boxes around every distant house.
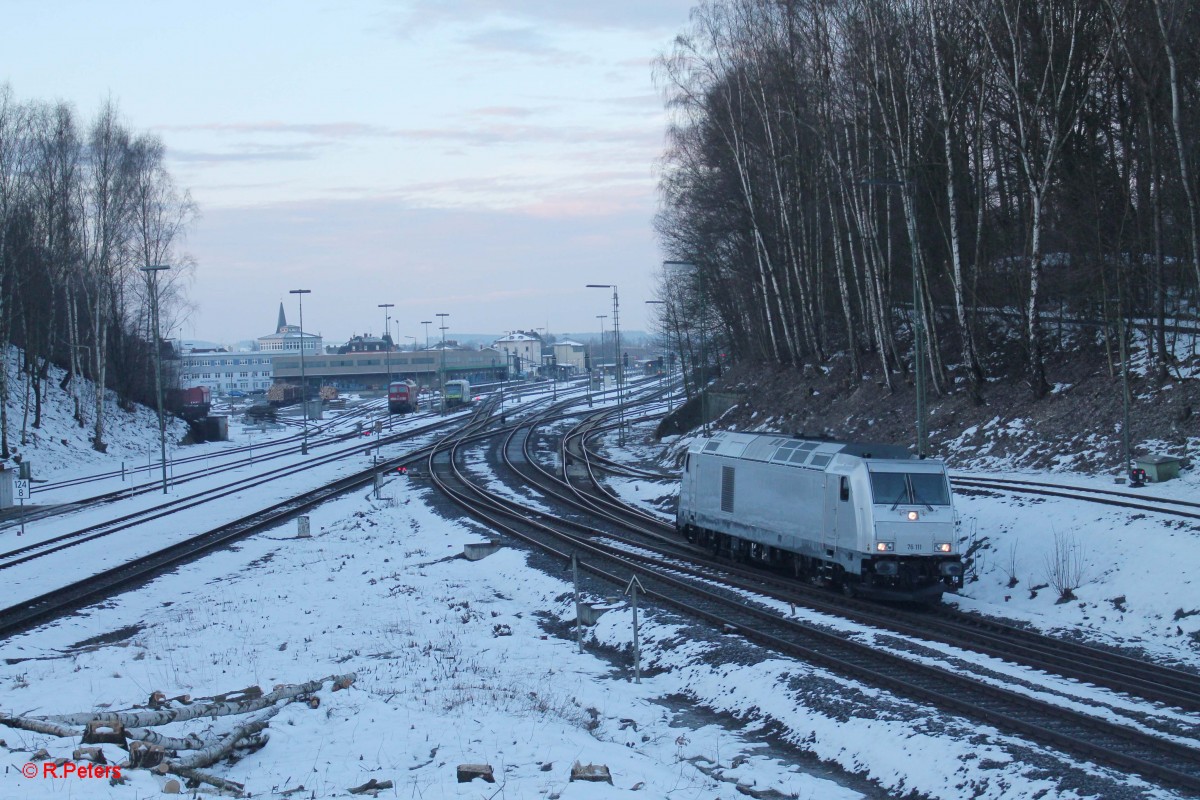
[493,331,543,376]
[552,339,587,374]
[336,334,392,354]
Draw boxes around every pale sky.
[7,1,693,344]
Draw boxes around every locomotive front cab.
[865,464,963,593]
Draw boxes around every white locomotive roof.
[688,430,924,470]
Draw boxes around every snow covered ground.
[0,361,1197,799]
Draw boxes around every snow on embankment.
[0,346,185,480]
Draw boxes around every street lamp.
[663,261,708,435]
[436,312,449,414]
[290,288,312,455]
[379,303,394,388]
[595,315,607,401]
[587,284,623,446]
[141,264,170,494]
[421,320,432,350]
[860,178,927,457]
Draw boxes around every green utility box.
[1135,455,1184,483]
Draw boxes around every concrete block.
[463,541,501,561]
[577,602,613,626]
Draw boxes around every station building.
[272,343,508,391]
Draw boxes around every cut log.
[212,686,263,704]
[81,721,127,745]
[349,778,394,794]
[456,764,495,783]
[169,706,280,770]
[47,673,354,728]
[126,728,205,751]
[72,746,106,764]
[0,715,77,738]
[233,732,269,752]
[570,762,612,784]
[168,766,245,794]
[129,741,167,769]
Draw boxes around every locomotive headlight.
[906,510,919,521]
[935,542,952,553]
[875,541,894,552]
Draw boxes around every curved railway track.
[0,407,486,639]
[3,376,1197,794]
[429,399,1200,794]
[560,421,1200,710]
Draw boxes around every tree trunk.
[48,674,354,727]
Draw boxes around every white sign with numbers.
[13,478,30,500]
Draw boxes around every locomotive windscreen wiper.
[889,488,909,510]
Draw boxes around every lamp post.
[861,178,927,458]
[587,284,623,446]
[289,288,312,455]
[663,261,708,435]
[141,264,170,494]
[421,320,432,350]
[405,335,416,351]
[595,314,607,401]
[436,312,449,414]
[379,303,394,388]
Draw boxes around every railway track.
[22,397,400,501]
[951,473,1200,521]
[558,421,1200,712]
[0,409,483,639]
[0,412,461,575]
[431,401,1200,795]
[4,376,1196,794]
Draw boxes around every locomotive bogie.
[678,431,964,601]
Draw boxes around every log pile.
[0,673,355,796]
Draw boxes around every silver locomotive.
[677,431,964,601]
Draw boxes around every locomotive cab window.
[908,473,950,506]
[869,471,951,506]
[839,476,850,502]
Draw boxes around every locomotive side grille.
[721,466,735,512]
